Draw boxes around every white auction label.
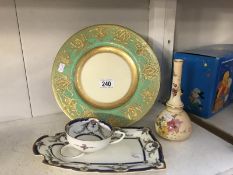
[58,63,65,73]
[99,79,114,88]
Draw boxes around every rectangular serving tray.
[33,127,166,173]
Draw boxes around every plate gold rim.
[75,46,138,109]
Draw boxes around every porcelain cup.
[60,118,125,158]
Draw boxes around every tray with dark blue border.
[33,127,166,173]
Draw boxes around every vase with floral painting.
[155,59,192,141]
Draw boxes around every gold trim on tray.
[75,46,138,109]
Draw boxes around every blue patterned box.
[174,45,233,118]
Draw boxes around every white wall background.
[0,0,31,122]
[175,0,233,51]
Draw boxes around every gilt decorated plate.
[52,24,160,126]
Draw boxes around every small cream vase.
[155,59,192,141]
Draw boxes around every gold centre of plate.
[75,46,138,109]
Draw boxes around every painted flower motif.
[141,89,155,104]
[63,97,77,115]
[70,34,87,49]
[55,74,71,92]
[79,144,94,150]
[94,27,106,39]
[126,105,142,120]
[57,49,71,65]
[171,83,178,96]
[167,118,183,133]
[135,40,147,56]
[114,29,131,44]
[89,27,106,39]
[163,112,173,121]
[142,63,158,80]
[156,116,168,137]
[80,144,88,150]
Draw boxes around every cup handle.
[60,144,85,158]
[110,130,125,145]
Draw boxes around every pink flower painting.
[167,118,183,133]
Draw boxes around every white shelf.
[191,104,233,138]
[0,103,232,175]
[206,104,233,136]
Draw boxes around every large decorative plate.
[52,24,160,126]
[33,128,166,172]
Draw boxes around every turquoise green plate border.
[52,24,160,127]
